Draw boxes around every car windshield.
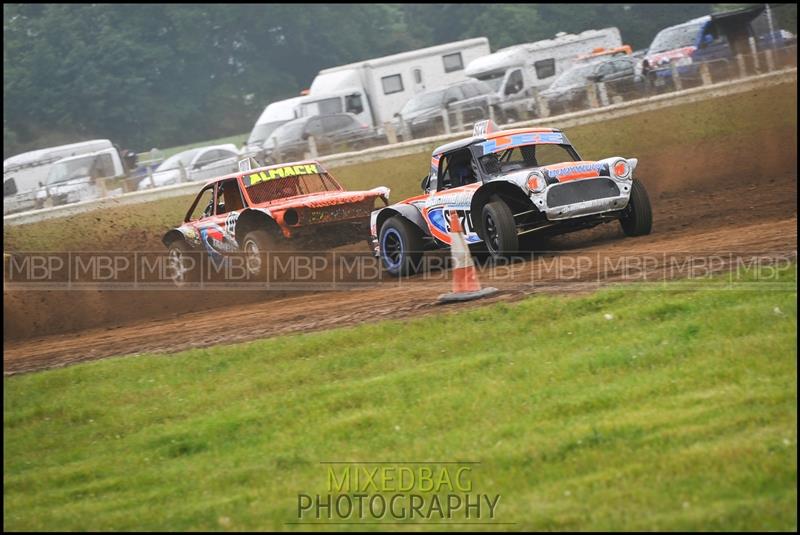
[156,149,201,172]
[46,156,93,184]
[478,142,576,176]
[247,121,286,145]
[244,172,342,203]
[401,90,445,114]
[649,22,703,53]
[549,63,597,89]
[475,72,505,92]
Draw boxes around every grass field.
[4,265,797,531]
[4,81,796,252]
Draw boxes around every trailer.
[300,38,491,131]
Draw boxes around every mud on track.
[4,153,798,375]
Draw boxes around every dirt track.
[4,160,797,375]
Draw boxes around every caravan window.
[413,69,423,84]
[442,52,464,73]
[534,58,556,79]
[381,74,404,95]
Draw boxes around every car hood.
[540,83,584,98]
[400,106,442,123]
[41,176,93,194]
[645,46,696,67]
[249,186,391,211]
[489,158,631,187]
[139,169,180,189]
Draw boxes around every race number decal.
[225,212,238,238]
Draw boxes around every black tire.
[481,196,519,257]
[379,216,425,277]
[166,240,200,286]
[620,179,653,237]
[242,229,276,278]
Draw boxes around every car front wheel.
[379,216,424,277]
[481,196,519,257]
[167,240,200,286]
[619,179,653,237]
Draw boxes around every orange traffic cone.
[438,210,498,303]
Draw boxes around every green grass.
[4,265,797,531]
[4,81,796,252]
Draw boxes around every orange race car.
[162,159,389,284]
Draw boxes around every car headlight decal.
[613,159,631,180]
[527,170,546,193]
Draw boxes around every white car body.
[35,147,125,207]
[137,144,239,190]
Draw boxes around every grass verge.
[3,265,797,531]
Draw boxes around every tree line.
[5,3,760,158]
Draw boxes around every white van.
[3,139,114,215]
[4,140,113,195]
[34,148,127,208]
[242,96,304,157]
[301,38,491,131]
[465,28,622,119]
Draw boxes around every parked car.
[539,56,642,115]
[370,120,652,276]
[262,113,382,162]
[137,144,239,190]
[34,147,129,207]
[641,6,790,86]
[162,159,390,284]
[395,79,502,138]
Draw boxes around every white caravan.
[465,28,622,117]
[301,37,491,131]
[242,96,304,156]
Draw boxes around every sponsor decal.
[243,163,323,187]
[478,132,565,155]
[544,162,606,180]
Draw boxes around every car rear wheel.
[242,230,276,278]
[619,179,653,237]
[379,216,424,277]
[167,240,200,286]
[481,196,519,257]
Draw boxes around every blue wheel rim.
[381,228,404,270]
